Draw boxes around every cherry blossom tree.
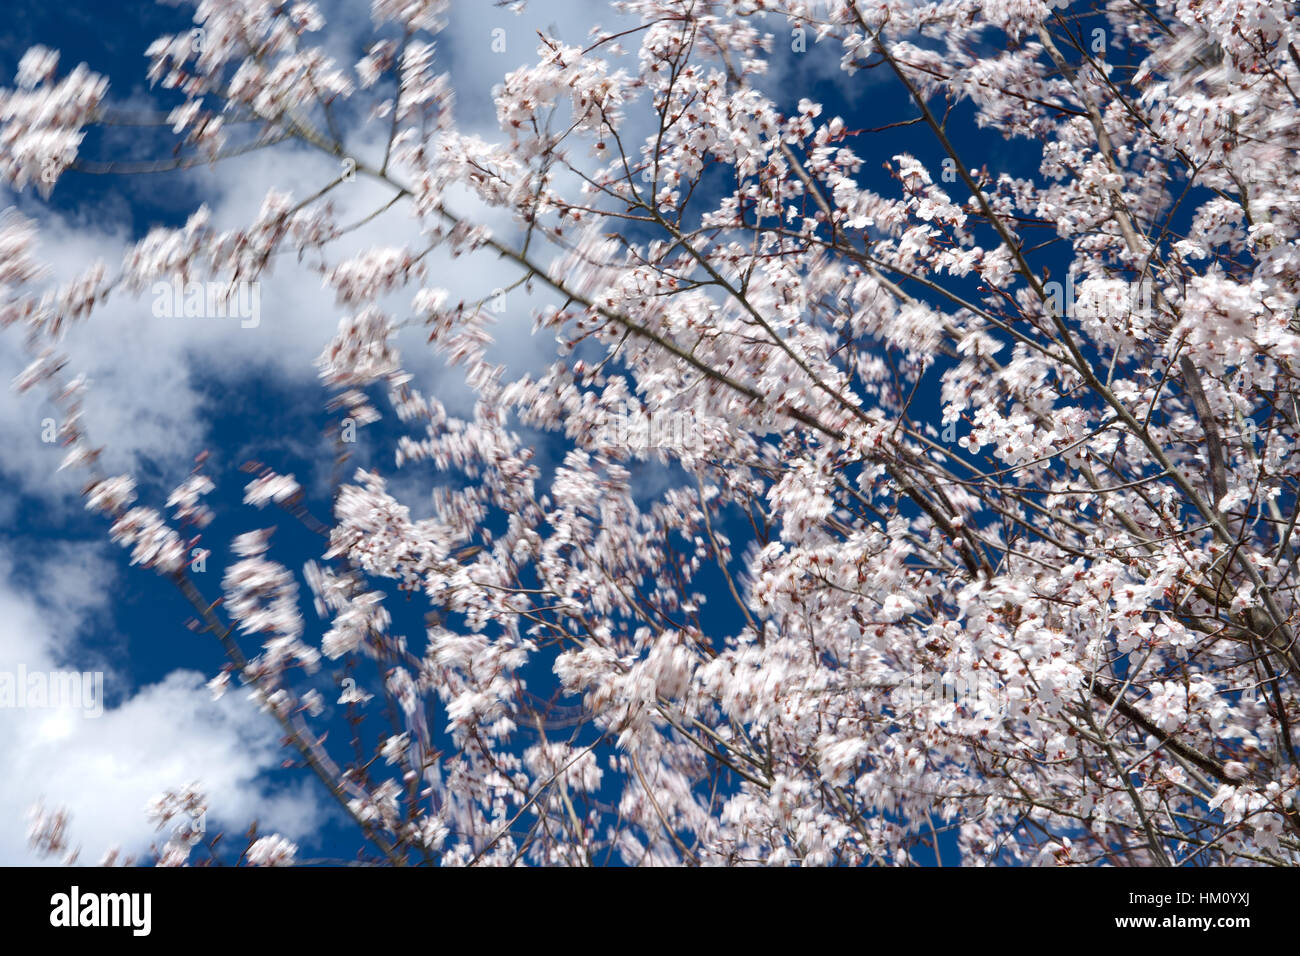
[8,0,1300,865]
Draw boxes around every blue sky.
[0,0,1125,865]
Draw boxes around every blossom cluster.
[10,0,1300,866]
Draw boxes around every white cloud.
[0,542,327,865]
